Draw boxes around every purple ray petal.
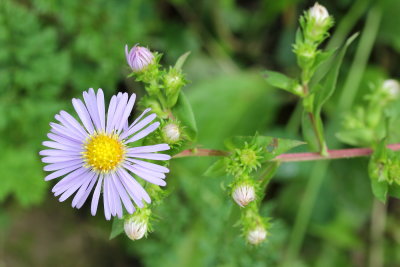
[54,114,86,140]
[127,159,169,173]
[110,172,135,214]
[103,175,111,220]
[50,123,83,142]
[52,168,89,193]
[91,174,103,216]
[42,156,81,164]
[131,164,166,179]
[127,144,170,153]
[40,149,80,157]
[83,89,102,131]
[59,110,88,137]
[45,164,82,181]
[125,122,160,144]
[116,168,144,208]
[72,172,96,207]
[110,93,128,132]
[76,174,98,209]
[43,160,82,172]
[109,176,123,218]
[97,89,106,131]
[120,113,156,140]
[72,98,95,134]
[119,168,151,204]
[124,164,166,186]
[116,94,136,134]
[126,152,171,161]
[47,133,82,148]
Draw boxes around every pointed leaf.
[109,217,124,240]
[172,91,198,141]
[174,52,191,70]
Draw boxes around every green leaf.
[370,178,388,203]
[389,183,400,199]
[313,33,359,115]
[172,91,198,141]
[110,217,124,240]
[262,71,303,96]
[368,141,389,203]
[203,158,226,177]
[174,51,191,70]
[225,135,304,161]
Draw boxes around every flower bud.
[247,226,267,245]
[125,44,154,72]
[309,3,329,24]
[162,122,181,143]
[382,79,400,99]
[232,183,255,207]
[124,218,148,241]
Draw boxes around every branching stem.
[173,143,400,162]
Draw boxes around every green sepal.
[224,135,304,161]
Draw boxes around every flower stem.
[173,143,400,162]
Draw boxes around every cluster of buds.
[226,142,263,176]
[293,3,334,84]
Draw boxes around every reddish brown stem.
[173,148,229,158]
[174,144,400,162]
[275,143,400,162]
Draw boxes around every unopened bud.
[162,123,181,143]
[382,79,400,99]
[247,226,267,245]
[125,44,154,72]
[309,2,329,24]
[232,184,255,207]
[124,218,148,241]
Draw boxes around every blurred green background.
[1,0,400,266]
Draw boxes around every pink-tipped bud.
[125,44,154,72]
[247,226,267,245]
[382,79,400,99]
[124,218,147,241]
[309,2,329,23]
[232,184,255,207]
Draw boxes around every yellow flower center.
[83,133,125,173]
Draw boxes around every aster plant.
[39,3,400,256]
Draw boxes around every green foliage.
[3,0,400,266]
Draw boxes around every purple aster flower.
[40,88,171,220]
[125,44,154,72]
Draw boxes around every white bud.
[247,226,267,245]
[309,2,329,23]
[232,184,255,207]
[124,218,147,241]
[163,123,180,142]
[382,79,400,98]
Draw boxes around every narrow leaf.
[174,52,191,70]
[173,91,198,141]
